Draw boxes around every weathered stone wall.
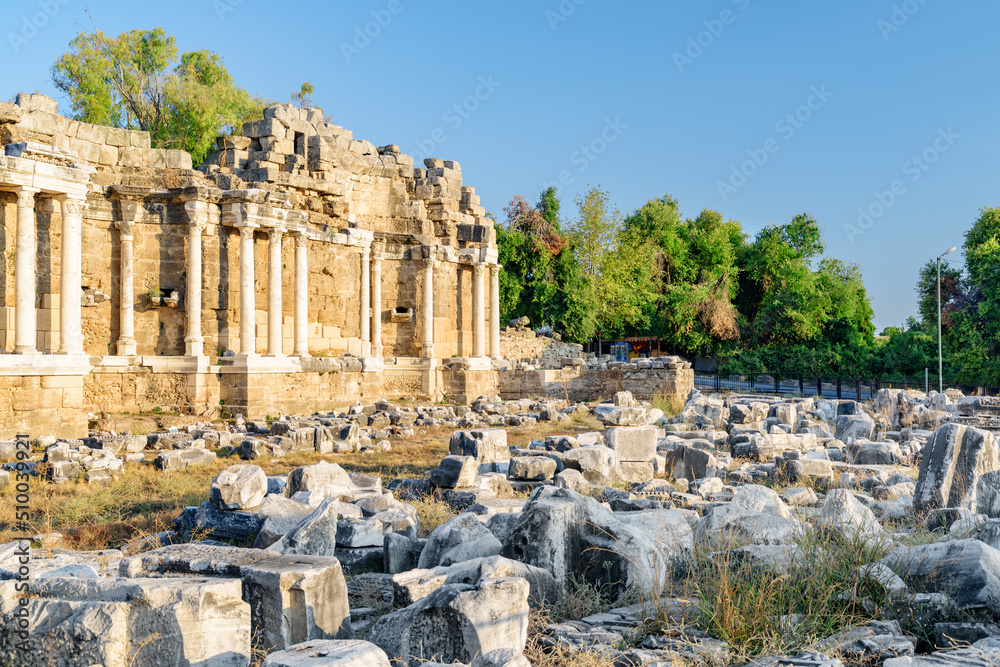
[0,94,496,359]
[499,327,583,366]
[84,367,202,415]
[498,366,693,404]
[0,374,84,439]
[0,92,507,430]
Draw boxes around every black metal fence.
[693,371,1000,401]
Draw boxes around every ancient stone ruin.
[0,91,695,439]
[6,388,1000,665]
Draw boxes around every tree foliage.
[496,188,885,378]
[52,25,264,165]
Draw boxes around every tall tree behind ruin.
[52,25,265,164]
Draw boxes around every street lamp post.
[937,245,957,394]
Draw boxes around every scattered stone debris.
[6,386,1000,666]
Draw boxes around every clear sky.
[4,0,998,332]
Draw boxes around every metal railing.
[693,371,1000,401]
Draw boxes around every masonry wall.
[0,374,84,439]
[499,327,584,366]
[498,367,694,404]
[0,92,506,432]
[0,95,496,361]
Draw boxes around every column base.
[117,338,137,356]
[226,355,301,373]
[184,336,204,357]
[13,347,38,355]
[464,356,493,371]
[57,348,85,356]
[140,355,212,373]
[361,357,384,372]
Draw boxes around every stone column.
[359,247,371,357]
[266,228,284,357]
[115,218,137,356]
[237,224,258,356]
[13,187,39,354]
[489,263,501,359]
[371,243,383,359]
[183,200,207,357]
[473,262,485,358]
[56,196,85,355]
[422,254,435,359]
[111,186,147,357]
[292,231,309,357]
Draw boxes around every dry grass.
[0,424,461,551]
[648,392,684,418]
[408,495,459,538]
[505,415,602,451]
[0,416,609,551]
[660,524,896,663]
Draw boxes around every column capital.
[472,262,485,277]
[183,199,211,233]
[13,186,39,205]
[360,245,371,261]
[237,224,257,240]
[57,196,87,217]
[267,227,285,243]
[372,239,386,260]
[293,232,308,248]
[115,219,135,238]
[489,263,500,277]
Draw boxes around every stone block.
[0,102,22,124]
[508,456,556,482]
[604,427,657,462]
[262,639,391,666]
[915,423,999,515]
[210,464,268,511]
[594,405,647,426]
[368,577,529,667]
[449,428,510,474]
[618,461,655,483]
[154,448,217,471]
[0,576,251,666]
[174,501,261,542]
[429,455,478,489]
[120,544,351,651]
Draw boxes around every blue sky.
[4,0,998,332]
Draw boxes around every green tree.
[495,190,598,342]
[565,187,657,342]
[566,187,619,279]
[52,26,264,165]
[291,82,314,109]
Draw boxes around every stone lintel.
[5,141,77,165]
[0,354,91,376]
[140,355,213,373]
